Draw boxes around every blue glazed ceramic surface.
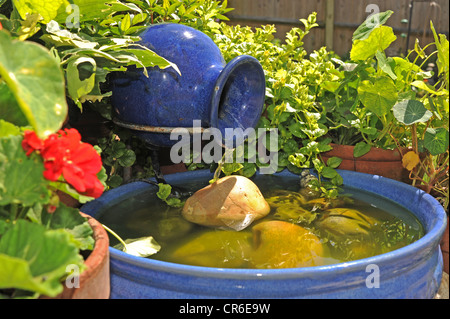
[82,170,447,299]
[111,23,265,147]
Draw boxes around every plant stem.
[101,224,127,250]
[9,203,18,221]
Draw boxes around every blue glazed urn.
[111,23,266,147]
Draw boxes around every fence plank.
[226,0,449,56]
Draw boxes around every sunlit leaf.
[351,26,397,61]
[392,100,432,125]
[358,77,398,116]
[0,31,67,138]
[352,10,393,41]
[114,236,161,258]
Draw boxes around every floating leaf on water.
[114,236,161,258]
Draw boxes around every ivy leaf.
[351,26,397,61]
[392,100,433,125]
[424,128,449,156]
[0,31,67,138]
[358,77,398,116]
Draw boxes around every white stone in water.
[182,175,270,231]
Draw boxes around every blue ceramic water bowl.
[111,23,265,147]
[81,170,447,299]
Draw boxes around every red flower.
[22,130,44,156]
[22,129,104,198]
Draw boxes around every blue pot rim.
[82,169,447,280]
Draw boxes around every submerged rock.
[171,230,252,268]
[316,208,378,238]
[182,175,271,231]
[250,220,324,269]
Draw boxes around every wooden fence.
[225,0,449,57]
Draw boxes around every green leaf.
[0,31,67,138]
[353,142,372,158]
[410,80,447,96]
[117,149,136,167]
[0,120,21,138]
[156,182,184,208]
[121,48,180,74]
[357,77,398,116]
[0,220,83,297]
[351,26,397,61]
[326,156,343,169]
[240,162,257,178]
[392,100,433,125]
[321,167,338,179]
[66,56,97,106]
[353,10,394,41]
[0,135,50,206]
[12,0,67,23]
[221,163,244,175]
[120,14,131,32]
[430,21,449,86]
[156,183,172,201]
[41,204,94,251]
[375,50,397,80]
[423,128,449,156]
[54,0,141,24]
[0,83,28,127]
[288,122,307,138]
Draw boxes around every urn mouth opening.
[210,55,266,148]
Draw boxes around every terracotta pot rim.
[323,143,409,161]
[79,212,110,284]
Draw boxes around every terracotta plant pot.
[321,144,410,182]
[44,213,110,299]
